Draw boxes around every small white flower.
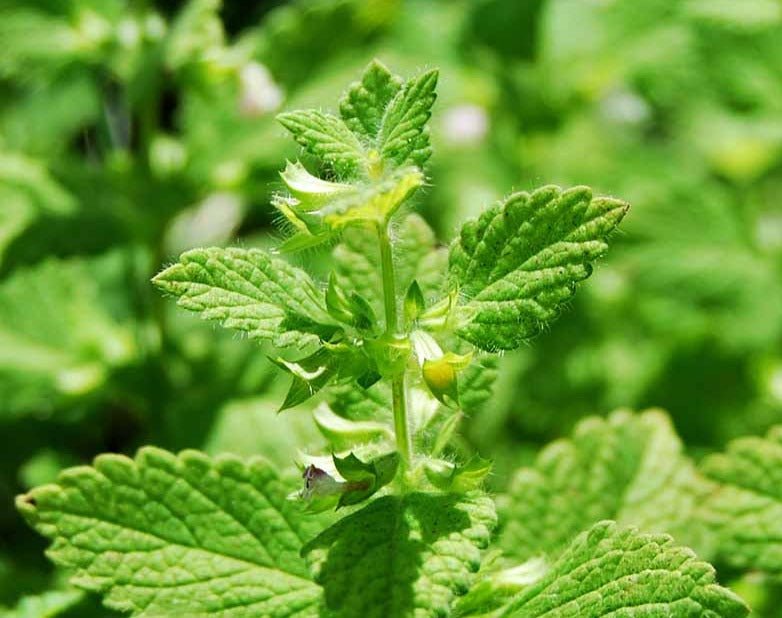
[443,104,489,145]
[239,62,284,117]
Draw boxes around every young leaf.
[378,68,439,168]
[277,110,366,177]
[498,410,713,562]
[404,280,426,325]
[340,59,403,139]
[449,185,628,351]
[332,451,399,507]
[272,347,344,411]
[327,380,392,422]
[304,493,496,617]
[16,448,325,617]
[312,403,392,450]
[701,425,782,576]
[502,521,748,617]
[424,456,492,493]
[153,247,336,349]
[315,166,424,228]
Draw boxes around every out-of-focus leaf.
[0,256,136,418]
[701,425,782,577]
[499,410,714,562]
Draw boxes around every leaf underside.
[449,185,628,351]
[153,247,335,349]
[17,447,326,617]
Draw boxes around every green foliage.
[498,410,712,562]
[0,256,135,417]
[0,590,82,618]
[277,110,366,178]
[17,448,325,617]
[377,68,438,168]
[304,493,495,617]
[449,186,628,351]
[3,1,782,615]
[153,247,336,349]
[502,522,748,617]
[701,425,782,577]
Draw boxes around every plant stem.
[378,223,398,334]
[377,222,413,470]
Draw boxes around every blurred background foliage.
[1,0,782,615]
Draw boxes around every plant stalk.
[377,222,413,470]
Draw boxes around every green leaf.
[304,493,496,617]
[317,166,424,228]
[205,395,324,468]
[327,380,392,422]
[701,425,782,576]
[498,410,713,562]
[502,521,748,617]
[153,247,336,349]
[424,456,492,493]
[457,353,498,415]
[334,213,447,318]
[312,404,392,450]
[379,69,439,168]
[340,59,403,139]
[0,153,76,267]
[404,280,426,325]
[449,185,628,351]
[272,347,345,411]
[332,451,399,507]
[277,110,366,177]
[17,448,325,617]
[272,344,374,411]
[0,256,136,417]
[0,589,83,618]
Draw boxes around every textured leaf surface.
[277,110,366,177]
[378,69,438,168]
[502,521,748,617]
[701,425,782,576]
[327,380,392,423]
[154,247,335,348]
[304,493,496,618]
[449,185,628,351]
[334,214,447,317]
[0,257,135,417]
[17,448,325,617]
[499,410,712,562]
[340,59,403,139]
[456,351,498,416]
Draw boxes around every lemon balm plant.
[15,61,758,617]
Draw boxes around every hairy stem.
[377,223,413,471]
[378,223,398,334]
